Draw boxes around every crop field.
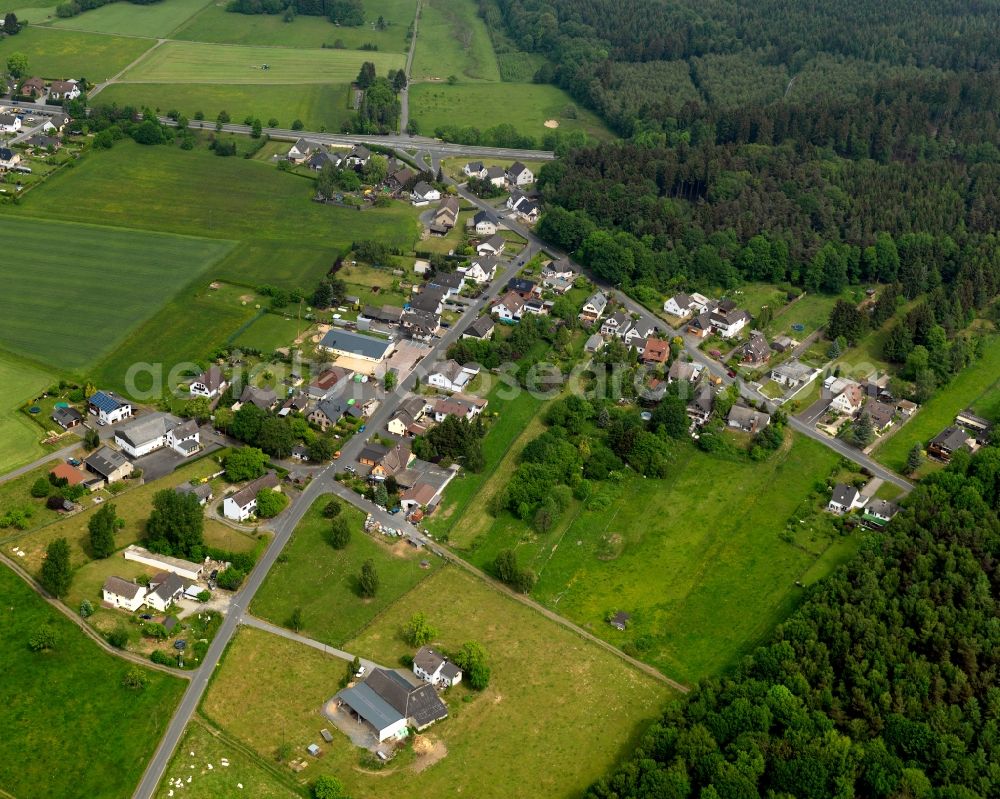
[450,435,845,682]
[203,568,669,799]
[0,216,232,372]
[875,334,1000,473]
[0,26,153,79]
[252,497,440,645]
[411,0,499,82]
[411,82,612,139]
[97,81,355,131]
[119,39,405,84]
[0,566,185,799]
[173,0,416,51]
[0,354,57,473]
[50,0,212,38]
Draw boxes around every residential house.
[585,333,604,354]
[429,270,466,297]
[476,234,506,257]
[624,324,654,350]
[463,161,487,179]
[579,292,608,324]
[668,360,703,384]
[371,443,413,480]
[409,286,446,315]
[506,277,537,299]
[491,291,526,322]
[0,147,21,170]
[710,307,751,339]
[18,76,45,98]
[361,304,404,325]
[601,311,631,338]
[319,329,395,364]
[387,166,415,191]
[50,462,89,488]
[431,196,459,231]
[410,181,441,206]
[115,415,172,458]
[827,483,867,514]
[686,312,714,338]
[145,572,185,612]
[463,256,498,284]
[358,443,390,467]
[51,406,83,430]
[663,293,695,319]
[84,446,133,485]
[865,400,896,433]
[413,259,430,276]
[0,114,22,134]
[175,481,213,506]
[463,315,495,340]
[387,396,428,437]
[88,391,132,424]
[401,309,441,342]
[741,331,770,365]
[333,668,448,742]
[687,385,715,426]
[190,365,227,398]
[727,404,771,433]
[102,577,146,612]
[928,426,977,462]
[896,399,918,417]
[432,394,486,423]
[308,397,348,431]
[862,498,900,528]
[507,192,540,223]
[223,471,280,521]
[43,113,70,133]
[308,367,353,400]
[27,133,62,151]
[236,385,278,411]
[47,79,80,101]
[506,161,533,186]
[540,261,577,294]
[413,646,462,688]
[642,337,670,366]
[345,144,371,167]
[287,138,319,163]
[427,360,477,392]
[522,298,548,316]
[278,392,309,417]
[830,384,865,416]
[770,360,813,388]
[471,210,498,236]
[308,149,342,171]
[167,419,201,457]
[485,165,506,186]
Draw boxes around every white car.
[355,665,366,678]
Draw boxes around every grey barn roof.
[319,329,393,360]
[338,682,404,732]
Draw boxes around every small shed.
[320,729,334,743]
[307,743,322,757]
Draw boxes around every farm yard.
[202,568,669,799]
[0,566,185,799]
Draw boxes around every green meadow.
[0,26,153,79]
[50,0,212,38]
[0,354,57,473]
[411,0,499,82]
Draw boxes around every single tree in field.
[328,516,351,549]
[453,641,490,689]
[88,502,118,559]
[403,612,437,647]
[6,52,28,78]
[358,558,379,597]
[312,774,347,799]
[288,607,304,632]
[40,537,72,598]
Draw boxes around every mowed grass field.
[0,216,233,372]
[0,566,185,799]
[97,81,355,131]
[50,0,212,37]
[120,39,405,83]
[411,82,612,138]
[251,497,441,645]
[411,0,499,82]
[0,353,57,473]
[202,569,669,799]
[875,334,1000,473]
[173,0,416,51]
[0,26,153,79]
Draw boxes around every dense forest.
[227,0,362,23]
[587,447,1000,798]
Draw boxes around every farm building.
[123,545,204,581]
[319,329,395,364]
[84,446,133,485]
[332,668,448,742]
[412,647,463,688]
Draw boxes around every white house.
[476,234,506,257]
[770,360,813,388]
[123,545,204,581]
[485,165,506,186]
[115,415,172,458]
[102,576,146,612]
[601,311,631,338]
[506,161,534,187]
[710,308,750,339]
[472,210,498,236]
[663,293,695,318]
[427,360,477,392]
[0,113,21,134]
[345,144,371,167]
[727,404,771,433]
[463,161,487,179]
[491,291,526,322]
[287,137,319,163]
[411,181,441,206]
[88,391,132,424]
[827,483,867,514]
[580,292,608,323]
[223,472,280,521]
[830,384,864,416]
[413,646,463,688]
[190,365,227,398]
[0,147,21,170]
[507,193,540,223]
[624,324,654,349]
[167,419,201,457]
[462,256,498,284]
[145,572,185,612]
[47,79,80,101]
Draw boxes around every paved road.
[242,614,386,671]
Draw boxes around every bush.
[328,516,351,549]
[323,499,342,518]
[122,666,149,691]
[79,599,94,618]
[28,626,57,652]
[255,488,289,518]
[150,649,175,666]
[215,568,245,590]
[143,622,168,640]
[197,590,211,602]
[30,477,50,498]
[107,627,129,649]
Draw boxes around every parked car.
[726,369,737,378]
[355,665,366,678]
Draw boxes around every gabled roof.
[409,286,446,314]
[727,403,770,429]
[643,337,670,362]
[413,646,446,674]
[319,329,393,360]
[865,498,899,519]
[337,682,403,732]
[116,414,171,448]
[85,446,130,477]
[230,471,279,509]
[239,385,277,410]
[830,483,859,506]
[103,576,144,601]
[52,406,83,426]
[932,425,972,451]
[50,462,87,486]
[465,315,495,338]
[583,292,608,312]
[175,482,213,502]
[148,572,185,603]
[508,161,530,177]
[412,181,436,197]
[194,365,225,391]
[430,271,465,290]
[473,209,498,226]
[311,396,348,423]
[89,391,126,413]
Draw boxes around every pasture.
[96,81,355,131]
[411,82,612,139]
[0,216,233,372]
[451,434,847,683]
[0,566,185,799]
[411,0,499,82]
[875,334,1000,473]
[203,568,669,799]
[173,0,416,52]
[50,0,212,38]
[0,26,153,80]
[230,312,304,353]
[0,354,57,473]
[251,497,440,646]
[119,39,405,84]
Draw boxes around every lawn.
[0,26,153,80]
[119,39,405,83]
[203,568,670,799]
[0,565,185,799]
[0,353,58,474]
[411,82,612,140]
[173,0,416,52]
[251,496,440,645]
[411,0,499,82]
[874,334,1000,473]
[230,312,306,353]
[0,215,233,373]
[766,290,845,340]
[50,0,212,37]
[452,434,848,683]
[155,720,301,799]
[97,81,355,131]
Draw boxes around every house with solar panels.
[87,391,132,425]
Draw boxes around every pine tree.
[88,502,117,559]
[41,538,72,598]
[358,559,379,597]
[906,443,924,474]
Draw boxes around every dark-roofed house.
[401,309,441,342]
[463,315,495,340]
[387,166,415,191]
[27,133,60,150]
[287,138,319,163]
[167,419,201,457]
[345,144,371,167]
[361,304,405,325]
[863,498,900,528]
[663,293,695,319]
[928,426,977,462]
[429,270,466,296]
[102,576,146,612]
[741,331,770,364]
[223,471,280,521]
[88,390,132,424]
[308,397,349,431]
[333,668,448,742]
[411,181,441,206]
[827,483,866,514]
[727,403,771,433]
[0,114,21,135]
[579,292,608,324]
[506,161,534,186]
[463,256,497,285]
[51,405,83,430]
[309,149,342,171]
[472,209,498,236]
[236,385,278,411]
[115,414,172,458]
[85,446,133,485]
[145,572,185,612]
[463,161,486,179]
[175,481,213,505]
[48,79,80,100]
[358,442,390,467]
[387,395,428,437]
[371,443,413,480]
[687,385,715,426]
[408,286,446,316]
[190,365,227,398]
[432,196,460,231]
[476,234,505,257]
[428,360,477,392]
[485,165,506,186]
[0,146,21,169]
[866,400,896,433]
[319,329,395,364]
[412,646,462,688]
